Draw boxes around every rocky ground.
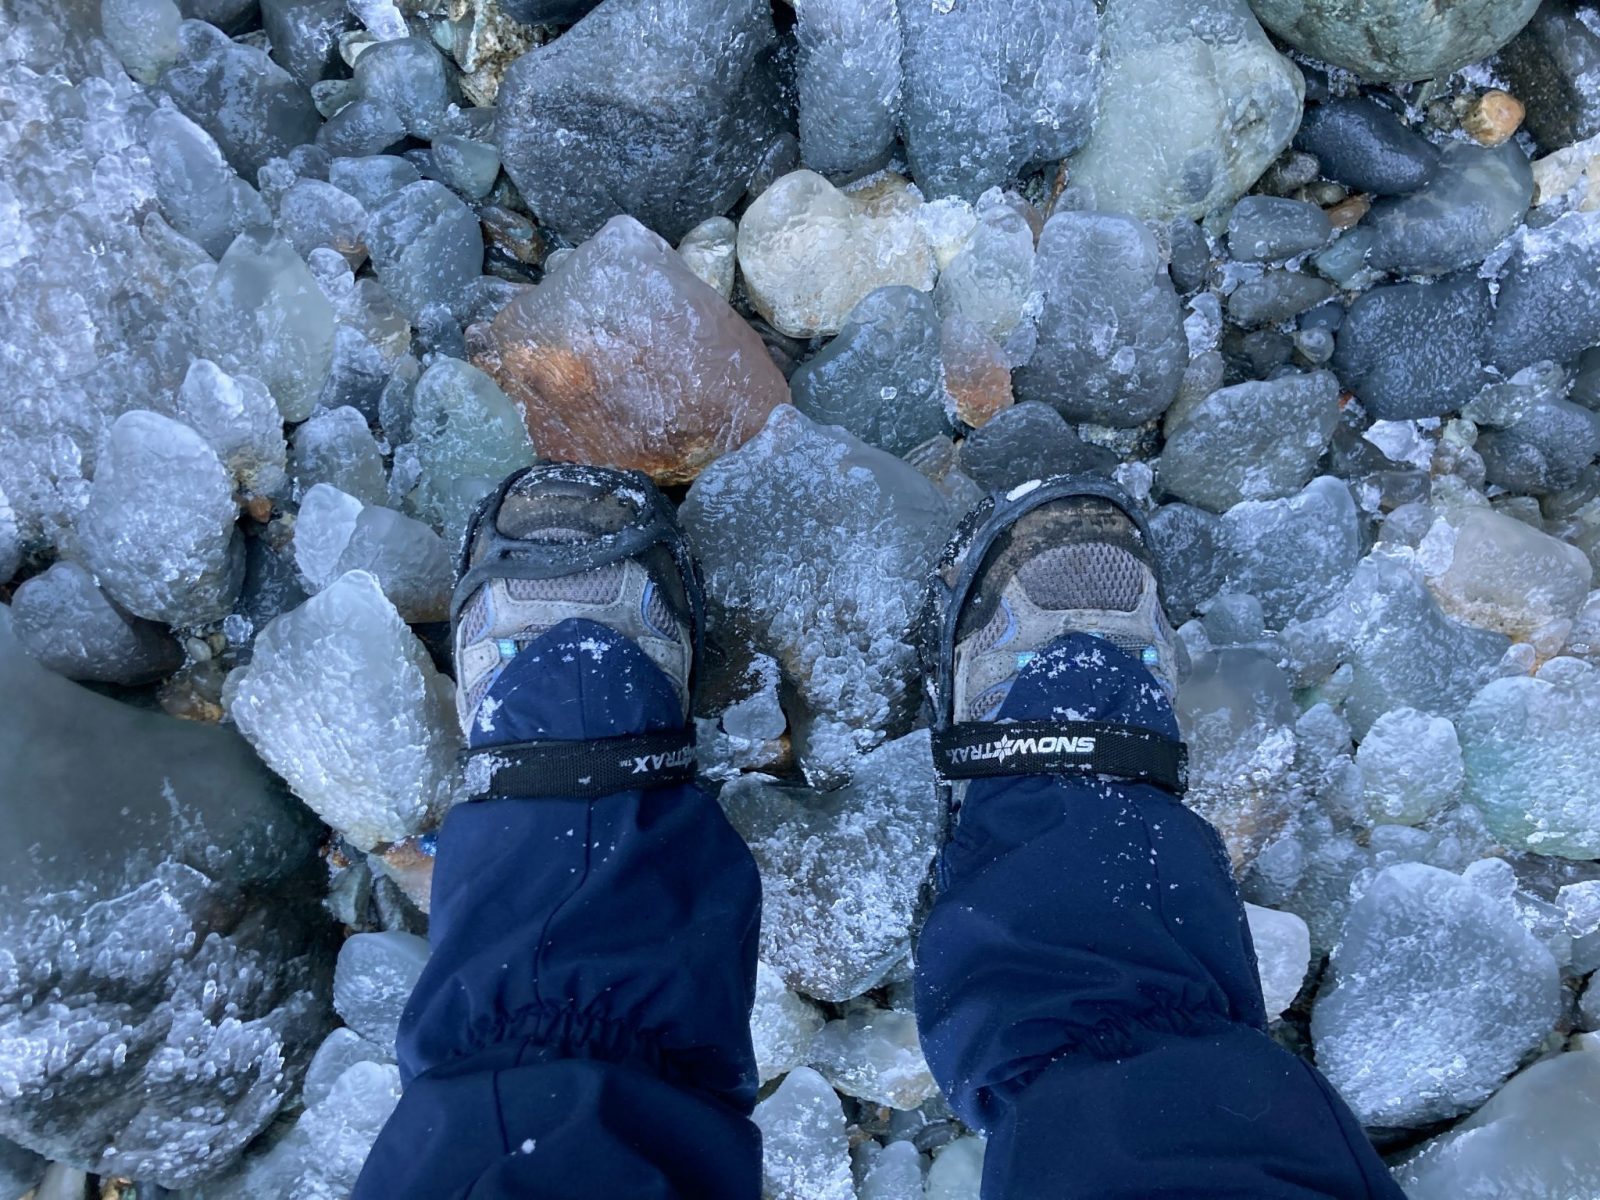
[2,0,1600,1195]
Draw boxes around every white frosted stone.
[174,360,288,496]
[303,1028,392,1108]
[925,1136,986,1200]
[859,1139,923,1200]
[808,1008,936,1110]
[1357,708,1464,826]
[333,931,429,1051]
[294,483,366,592]
[752,960,825,1085]
[1244,903,1311,1018]
[752,1067,853,1200]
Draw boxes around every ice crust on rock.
[1219,476,1360,628]
[1357,708,1463,826]
[1332,274,1490,420]
[1013,210,1187,427]
[898,0,1098,202]
[957,401,1116,493]
[807,1008,937,1110]
[1311,861,1560,1128]
[333,931,430,1052]
[225,570,458,851]
[860,1140,924,1200]
[677,215,738,300]
[1292,97,1439,196]
[303,1027,392,1107]
[294,485,452,622]
[175,359,288,495]
[1489,211,1600,376]
[752,1066,853,1200]
[1244,903,1311,1018]
[681,407,952,782]
[11,560,182,684]
[933,191,1036,343]
[351,37,452,140]
[1227,196,1332,262]
[721,730,943,1000]
[752,960,825,1084]
[146,106,271,259]
[367,180,483,323]
[1067,0,1303,221]
[1364,142,1534,277]
[1430,508,1593,640]
[794,0,901,180]
[926,1137,986,1200]
[291,406,388,507]
[474,215,785,486]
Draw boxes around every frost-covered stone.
[1250,0,1541,82]
[682,407,951,781]
[277,177,369,265]
[225,571,457,851]
[1245,903,1310,1018]
[752,1067,853,1200]
[677,216,737,299]
[145,106,271,259]
[957,401,1116,492]
[103,0,182,84]
[294,483,365,591]
[860,1141,923,1200]
[1220,476,1360,628]
[291,406,388,507]
[475,215,783,486]
[1357,708,1463,826]
[1430,508,1593,640]
[794,0,900,179]
[351,37,452,140]
[1312,862,1560,1128]
[808,1009,936,1110]
[752,960,825,1084]
[175,360,288,495]
[934,191,1035,343]
[333,931,429,1052]
[11,561,182,684]
[1227,196,1332,262]
[789,286,949,456]
[1332,274,1490,420]
[940,312,1015,428]
[738,171,936,338]
[926,1137,986,1200]
[303,1027,391,1107]
[898,0,1098,202]
[1067,0,1303,221]
[367,181,483,323]
[1158,372,1340,512]
[1459,656,1600,859]
[1364,142,1533,276]
[79,410,242,626]
[294,486,452,622]
[1293,97,1438,196]
[1489,211,1600,376]
[1013,210,1186,426]
[495,0,788,242]
[262,0,352,86]
[722,731,942,999]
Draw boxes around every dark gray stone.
[1333,274,1490,419]
[1227,270,1336,327]
[1227,196,1333,262]
[1150,502,1228,620]
[1364,141,1533,277]
[1489,213,1600,375]
[261,0,352,86]
[956,401,1117,492]
[1496,0,1600,152]
[1293,97,1439,195]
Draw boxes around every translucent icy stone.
[1357,708,1463,827]
[1012,210,1186,426]
[366,180,483,323]
[333,931,429,1051]
[261,0,352,85]
[1476,392,1600,496]
[753,1067,853,1200]
[276,178,369,265]
[1565,881,1600,974]
[1331,274,1491,420]
[1227,197,1332,262]
[1459,656,1600,859]
[316,96,406,156]
[1158,371,1340,512]
[303,1027,391,1107]
[79,410,243,626]
[1489,211,1600,376]
[295,483,366,591]
[1311,862,1560,1128]
[1067,0,1303,221]
[752,960,825,1085]
[737,170,936,338]
[933,191,1035,343]
[1292,97,1438,196]
[957,401,1115,493]
[291,406,388,507]
[682,407,951,781]
[199,230,336,423]
[11,561,182,684]
[721,730,942,999]
[898,0,1098,202]
[102,0,182,83]
[808,1009,936,1110]
[224,570,458,851]
[940,312,1015,429]
[1250,0,1540,82]
[793,0,900,179]
[1364,142,1534,277]
[1244,903,1310,1018]
[677,216,737,299]
[159,19,322,178]
[327,153,419,210]
[1430,508,1593,640]
[473,215,784,485]
[495,0,787,242]
[1220,476,1360,628]
[860,1140,923,1200]
[788,286,949,456]
[294,485,452,622]
[426,135,501,201]
[175,360,288,496]
[926,1137,986,1200]
[351,37,452,140]
[145,107,270,260]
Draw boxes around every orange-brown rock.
[941,313,1014,428]
[473,215,790,485]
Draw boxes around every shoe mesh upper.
[1016,543,1144,613]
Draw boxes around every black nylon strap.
[461,730,697,800]
[932,720,1188,795]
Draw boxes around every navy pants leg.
[915,634,1405,1200]
[353,618,762,1199]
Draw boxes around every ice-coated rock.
[1498,3,1600,152]
[367,180,483,322]
[474,215,784,485]
[0,608,329,1187]
[808,1009,937,1110]
[1396,1051,1600,1199]
[860,1141,923,1200]
[1244,903,1310,1018]
[78,410,243,626]
[294,483,366,591]
[1068,0,1303,221]
[957,401,1116,492]
[676,216,737,299]
[303,1027,392,1107]
[291,406,388,507]
[159,19,321,178]
[1476,391,1600,496]
[316,95,406,156]
[752,960,825,1085]
[1250,0,1541,82]
[1357,707,1463,826]
[940,312,1016,428]
[1225,269,1335,327]
[400,357,535,536]
[926,1137,986,1200]
[1227,196,1332,262]
[276,177,369,266]
[1363,142,1534,277]
[262,0,352,86]
[721,730,943,999]
[103,0,183,84]
[681,407,951,781]
[789,286,949,456]
[1489,211,1600,376]
[1311,862,1560,1127]
[1430,508,1593,640]
[793,0,901,179]
[1459,656,1600,859]
[737,171,936,338]
[752,1067,853,1200]
[898,0,1098,201]
[1331,274,1490,420]
[294,486,452,622]
[1158,372,1341,512]
[1013,210,1186,426]
[225,571,458,851]
[11,560,182,684]
[495,0,788,242]
[333,931,429,1052]
[174,360,288,495]
[1151,502,1229,620]
[1293,97,1439,196]
[933,191,1036,343]
[145,106,271,259]
[351,37,452,140]
[199,230,336,423]
[1220,476,1360,627]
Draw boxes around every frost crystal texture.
[1244,903,1311,1018]
[333,932,430,1052]
[1357,708,1463,826]
[794,0,901,179]
[751,960,825,1084]
[11,561,181,684]
[752,1067,854,1200]
[225,570,458,851]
